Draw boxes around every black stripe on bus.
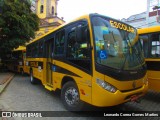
[53,57,92,76]
[146,61,160,71]
[95,63,147,81]
[50,64,82,78]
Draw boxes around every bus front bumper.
[91,83,148,107]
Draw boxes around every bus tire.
[61,81,84,111]
[20,69,24,75]
[30,70,37,84]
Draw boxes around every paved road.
[0,75,160,120]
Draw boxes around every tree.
[0,0,39,57]
[153,6,160,10]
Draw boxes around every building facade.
[122,0,160,28]
[30,0,65,38]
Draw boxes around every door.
[46,39,54,86]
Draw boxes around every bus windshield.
[92,16,145,70]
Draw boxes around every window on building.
[40,5,44,13]
[52,6,54,15]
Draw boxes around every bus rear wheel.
[30,70,37,84]
[20,69,24,75]
[61,81,84,111]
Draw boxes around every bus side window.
[140,34,150,58]
[67,24,90,59]
[31,44,34,57]
[67,29,76,58]
[26,45,31,58]
[28,45,32,58]
[54,29,65,55]
[79,24,91,59]
[151,33,160,58]
[32,42,39,58]
[38,41,44,57]
[66,22,91,72]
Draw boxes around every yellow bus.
[26,13,148,111]
[138,26,160,92]
[5,46,27,75]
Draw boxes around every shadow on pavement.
[142,90,160,103]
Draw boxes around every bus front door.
[46,40,53,88]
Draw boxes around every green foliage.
[153,6,160,10]
[0,0,39,56]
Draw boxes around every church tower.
[35,0,58,19]
[31,0,65,37]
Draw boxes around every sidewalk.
[0,72,15,120]
[0,72,15,94]
[0,72,23,120]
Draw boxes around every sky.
[57,0,147,22]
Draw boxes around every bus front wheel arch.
[61,81,84,111]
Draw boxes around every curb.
[0,74,15,94]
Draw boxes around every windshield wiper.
[120,35,140,70]
[120,52,128,70]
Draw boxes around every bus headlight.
[96,78,117,93]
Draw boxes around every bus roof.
[27,13,136,46]
[138,25,160,34]
[13,46,26,51]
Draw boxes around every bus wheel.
[61,81,84,111]
[30,70,37,84]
